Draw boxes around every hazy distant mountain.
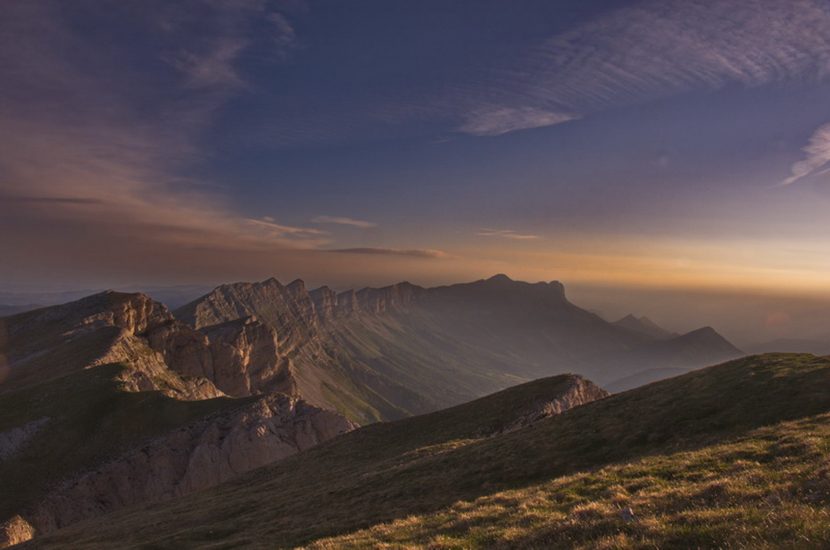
[613,314,676,339]
[37,353,830,548]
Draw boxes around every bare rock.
[27,395,355,534]
[496,376,609,434]
[0,516,34,548]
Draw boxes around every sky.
[2,0,830,344]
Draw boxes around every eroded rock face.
[28,395,355,534]
[0,290,355,547]
[496,376,609,435]
[0,516,34,548]
[203,317,294,397]
[91,327,224,401]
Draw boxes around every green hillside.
[32,353,830,548]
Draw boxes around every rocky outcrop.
[203,317,295,397]
[310,286,338,320]
[354,282,425,314]
[27,395,355,535]
[90,327,224,401]
[0,289,355,547]
[496,376,609,435]
[145,319,215,381]
[0,516,34,548]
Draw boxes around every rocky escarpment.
[0,290,300,401]
[203,316,294,397]
[495,375,609,434]
[0,292,355,548]
[26,395,355,537]
[178,278,426,330]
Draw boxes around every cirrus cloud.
[780,122,830,186]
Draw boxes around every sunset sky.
[2,0,830,343]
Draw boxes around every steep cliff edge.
[0,293,354,548]
[26,394,354,536]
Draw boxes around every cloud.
[329,248,448,259]
[477,229,541,241]
[0,195,104,205]
[246,217,326,238]
[0,1,326,258]
[248,0,830,144]
[446,0,830,137]
[780,122,830,186]
[170,37,249,90]
[458,107,576,136]
[311,215,378,229]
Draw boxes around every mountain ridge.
[30,353,830,548]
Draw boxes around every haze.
[2,0,830,347]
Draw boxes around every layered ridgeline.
[174,274,741,422]
[32,353,830,548]
[0,275,739,546]
[0,292,354,547]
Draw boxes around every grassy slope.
[315,412,830,549]
[0,363,251,521]
[32,354,830,549]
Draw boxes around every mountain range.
[173,274,741,421]
[0,274,743,546]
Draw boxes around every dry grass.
[309,414,830,549]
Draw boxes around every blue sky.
[2,0,830,340]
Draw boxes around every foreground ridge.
[29,354,830,548]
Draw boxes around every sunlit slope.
[32,353,830,548]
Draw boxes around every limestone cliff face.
[27,395,355,536]
[0,517,33,549]
[0,291,355,548]
[496,376,609,435]
[309,286,338,320]
[203,317,294,397]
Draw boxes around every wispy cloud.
[246,217,327,239]
[780,123,830,186]
[311,215,378,229]
[459,107,576,136]
[250,0,830,144]
[450,0,830,137]
[477,229,541,241]
[0,194,104,205]
[329,248,448,259]
[0,1,324,257]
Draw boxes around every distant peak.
[487,274,513,283]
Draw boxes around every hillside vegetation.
[32,353,830,548]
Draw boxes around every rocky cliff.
[495,375,609,434]
[26,394,354,536]
[0,292,354,548]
